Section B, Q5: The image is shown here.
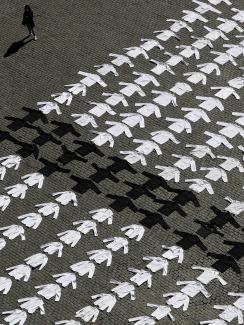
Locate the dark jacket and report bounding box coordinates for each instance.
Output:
[22,11,35,28]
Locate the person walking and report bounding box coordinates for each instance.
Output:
[22,5,37,40]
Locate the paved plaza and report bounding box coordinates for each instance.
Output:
[0,1,244,324]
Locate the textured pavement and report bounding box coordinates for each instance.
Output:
[0,1,244,324]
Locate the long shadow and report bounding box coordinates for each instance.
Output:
[3,36,33,58]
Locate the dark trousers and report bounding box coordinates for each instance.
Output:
[26,24,36,36]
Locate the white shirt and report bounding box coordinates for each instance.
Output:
[70,260,95,278]
[182,107,210,123]
[200,320,228,325]
[65,83,86,96]
[231,8,244,23]
[18,213,42,229]
[53,273,77,289]
[51,92,73,106]
[211,51,237,66]
[120,113,145,128]
[58,230,81,247]
[121,224,145,241]
[78,71,107,87]
[153,29,180,41]
[5,184,28,200]
[124,46,149,59]
[35,202,60,219]
[162,245,184,263]
[217,18,242,34]
[177,45,200,59]
[129,268,152,287]
[120,151,147,166]
[152,90,177,107]
[204,131,233,149]
[89,208,113,224]
[172,154,196,171]
[217,156,244,172]
[163,292,189,311]
[109,53,134,67]
[212,86,240,100]
[228,293,244,311]
[37,101,61,115]
[40,242,63,257]
[102,92,128,107]
[75,306,99,322]
[185,178,214,194]
[140,38,164,51]
[150,130,180,144]
[0,238,6,251]
[0,195,11,211]
[200,167,228,182]
[167,19,193,32]
[133,71,160,86]
[191,36,213,50]
[0,155,21,170]
[155,165,180,182]
[129,316,156,325]
[0,277,12,294]
[52,191,77,206]
[214,305,243,323]
[208,0,231,4]
[150,59,175,75]
[106,121,132,138]
[197,96,224,111]
[103,237,128,254]
[18,297,45,315]
[119,82,146,97]
[21,173,44,189]
[87,249,112,266]
[88,102,116,117]
[133,139,162,156]
[7,264,31,282]
[232,112,244,126]
[92,293,116,312]
[204,26,229,41]
[0,225,25,240]
[143,256,169,275]
[177,280,211,298]
[73,220,98,236]
[72,113,97,128]
[35,283,61,301]
[2,309,27,325]
[228,77,244,89]
[197,62,220,75]
[25,253,48,270]
[147,304,175,321]
[110,280,135,300]
[217,122,244,138]
[193,0,221,14]
[136,103,161,118]
[91,131,114,147]
[184,71,207,84]
[224,196,244,215]
[224,43,244,58]
[165,51,188,66]
[182,10,208,23]
[166,117,192,133]
[170,82,192,96]
[55,320,80,325]
[94,63,118,76]
[186,144,215,159]
[192,266,227,285]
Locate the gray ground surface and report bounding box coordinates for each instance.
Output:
[0,1,244,324]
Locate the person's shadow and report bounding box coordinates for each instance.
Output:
[3,36,33,58]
